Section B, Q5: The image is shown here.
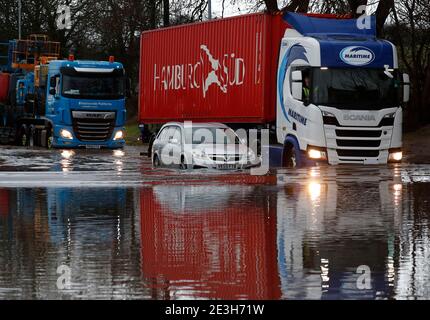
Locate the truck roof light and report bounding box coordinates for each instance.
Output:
[109,56,115,63]
[68,54,75,61]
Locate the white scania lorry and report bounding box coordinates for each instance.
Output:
[276,12,410,165]
[139,12,410,166]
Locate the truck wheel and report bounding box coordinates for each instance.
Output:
[17,127,28,147]
[283,144,301,168]
[26,126,35,147]
[46,128,53,149]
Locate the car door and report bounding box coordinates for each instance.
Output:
[153,126,170,161]
[169,126,183,166]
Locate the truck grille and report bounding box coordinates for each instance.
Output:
[325,123,393,162]
[337,149,380,158]
[336,139,381,148]
[72,111,116,142]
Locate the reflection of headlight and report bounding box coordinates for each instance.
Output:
[60,129,73,140]
[113,130,124,141]
[61,150,75,160]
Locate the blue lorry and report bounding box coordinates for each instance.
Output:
[0,35,126,149]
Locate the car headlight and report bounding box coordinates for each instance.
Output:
[113,130,125,141]
[60,129,73,140]
[192,150,206,158]
[247,150,256,161]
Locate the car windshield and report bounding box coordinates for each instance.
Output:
[185,127,240,145]
[311,68,402,110]
[62,74,125,100]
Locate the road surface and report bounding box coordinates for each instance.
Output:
[0,145,429,299]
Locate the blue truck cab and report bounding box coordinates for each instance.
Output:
[46,59,126,148]
[0,35,127,149]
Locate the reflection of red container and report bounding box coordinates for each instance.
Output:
[0,73,10,103]
[140,186,280,300]
[139,13,287,124]
[0,189,9,217]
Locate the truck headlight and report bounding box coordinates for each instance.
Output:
[389,149,403,162]
[308,147,328,161]
[113,130,125,141]
[60,129,73,140]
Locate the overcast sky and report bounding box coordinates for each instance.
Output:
[211,0,260,18]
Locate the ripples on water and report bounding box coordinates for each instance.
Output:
[0,147,429,300]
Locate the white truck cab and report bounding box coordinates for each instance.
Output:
[277,13,410,165]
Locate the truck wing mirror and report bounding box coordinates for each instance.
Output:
[292,82,303,101]
[291,70,302,82]
[291,70,304,101]
[50,77,57,88]
[49,88,56,96]
[403,73,410,104]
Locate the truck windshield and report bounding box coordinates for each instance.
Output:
[311,68,402,110]
[62,74,125,100]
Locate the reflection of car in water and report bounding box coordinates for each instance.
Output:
[140,185,281,300]
[276,169,402,299]
[151,122,258,170]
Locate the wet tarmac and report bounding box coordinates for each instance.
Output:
[0,146,429,299]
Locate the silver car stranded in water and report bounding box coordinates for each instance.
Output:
[151,122,259,170]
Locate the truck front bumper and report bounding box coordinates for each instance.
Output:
[52,125,125,149]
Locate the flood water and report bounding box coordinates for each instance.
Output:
[0,147,429,299]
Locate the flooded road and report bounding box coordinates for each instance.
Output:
[0,146,429,299]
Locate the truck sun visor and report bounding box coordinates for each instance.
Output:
[283,12,376,38]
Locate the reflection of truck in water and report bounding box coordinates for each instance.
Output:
[0,35,126,149]
[140,185,281,299]
[276,169,402,299]
[0,187,139,299]
[139,12,409,166]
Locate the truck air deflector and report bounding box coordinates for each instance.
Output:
[283,12,376,37]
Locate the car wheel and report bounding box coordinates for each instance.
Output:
[179,156,193,170]
[153,154,161,167]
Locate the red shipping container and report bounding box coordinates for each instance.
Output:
[139,13,287,124]
[0,73,10,104]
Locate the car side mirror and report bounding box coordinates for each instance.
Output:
[403,73,410,103]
